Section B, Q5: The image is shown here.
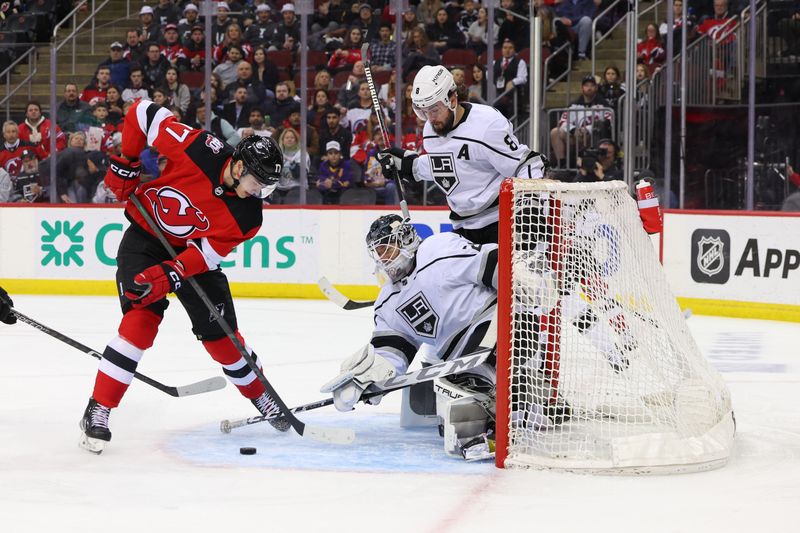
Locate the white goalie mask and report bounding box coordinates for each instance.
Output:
[411,65,458,121]
[366,214,421,283]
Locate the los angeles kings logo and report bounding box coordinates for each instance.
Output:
[144,187,210,238]
[397,292,440,338]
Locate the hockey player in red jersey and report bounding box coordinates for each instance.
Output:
[80,99,287,454]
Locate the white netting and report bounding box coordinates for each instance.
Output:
[502,179,734,474]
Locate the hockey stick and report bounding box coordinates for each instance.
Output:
[2,302,227,398]
[219,348,492,433]
[129,195,354,445]
[318,276,375,310]
[361,42,410,221]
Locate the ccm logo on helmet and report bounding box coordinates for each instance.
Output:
[110,163,138,178]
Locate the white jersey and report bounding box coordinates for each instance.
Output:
[412,102,546,230]
[370,232,498,374]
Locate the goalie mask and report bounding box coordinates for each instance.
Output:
[366,214,420,283]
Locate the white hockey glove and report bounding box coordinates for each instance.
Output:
[320,344,397,412]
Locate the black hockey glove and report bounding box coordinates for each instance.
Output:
[377,147,418,183]
[0,286,17,325]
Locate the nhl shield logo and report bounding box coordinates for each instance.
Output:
[697,236,724,276]
[397,292,439,339]
[691,229,730,284]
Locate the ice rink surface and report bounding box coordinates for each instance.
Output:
[0,295,798,533]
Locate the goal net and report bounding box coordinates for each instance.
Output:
[495,179,735,474]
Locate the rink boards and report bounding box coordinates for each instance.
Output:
[0,204,798,322]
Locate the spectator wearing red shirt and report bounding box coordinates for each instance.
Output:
[0,121,42,177]
[697,0,736,42]
[160,23,189,70]
[17,101,67,159]
[81,66,112,105]
[184,25,207,71]
[637,23,666,70]
[328,26,365,74]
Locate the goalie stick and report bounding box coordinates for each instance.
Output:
[3,302,226,398]
[219,348,492,433]
[318,277,375,310]
[130,196,354,445]
[361,42,410,221]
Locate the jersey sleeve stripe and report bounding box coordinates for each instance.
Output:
[135,100,173,146]
[479,248,499,289]
[189,238,225,271]
[373,289,402,316]
[371,332,418,367]
[415,253,479,275]
[451,135,521,161]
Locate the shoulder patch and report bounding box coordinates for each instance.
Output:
[184,131,235,188]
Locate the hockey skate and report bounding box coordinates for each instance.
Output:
[252,391,291,432]
[79,398,112,454]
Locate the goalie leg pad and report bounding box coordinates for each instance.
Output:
[434,371,496,458]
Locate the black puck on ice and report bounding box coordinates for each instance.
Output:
[239,447,257,455]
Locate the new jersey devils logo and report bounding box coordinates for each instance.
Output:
[2,156,22,177]
[144,187,210,238]
[205,134,224,154]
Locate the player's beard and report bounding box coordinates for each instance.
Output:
[431,110,456,135]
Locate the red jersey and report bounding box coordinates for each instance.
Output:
[698,15,737,43]
[637,38,665,66]
[160,43,188,65]
[18,118,67,158]
[0,140,41,177]
[121,100,263,267]
[212,42,253,64]
[81,83,109,105]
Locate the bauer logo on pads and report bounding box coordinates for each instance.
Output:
[691,229,730,284]
[428,154,459,195]
[397,292,440,338]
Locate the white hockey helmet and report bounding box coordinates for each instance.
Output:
[411,65,458,121]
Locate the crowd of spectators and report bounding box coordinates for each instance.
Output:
[1,0,539,205]
[1,0,794,207]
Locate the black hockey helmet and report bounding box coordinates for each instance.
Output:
[232,135,283,197]
[366,214,420,282]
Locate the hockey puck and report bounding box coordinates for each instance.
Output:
[239,447,257,455]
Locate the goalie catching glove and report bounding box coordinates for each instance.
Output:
[124,246,209,307]
[320,344,397,412]
[377,147,418,183]
[104,154,142,202]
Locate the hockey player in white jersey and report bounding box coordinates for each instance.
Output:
[378,65,547,245]
[321,215,564,460]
